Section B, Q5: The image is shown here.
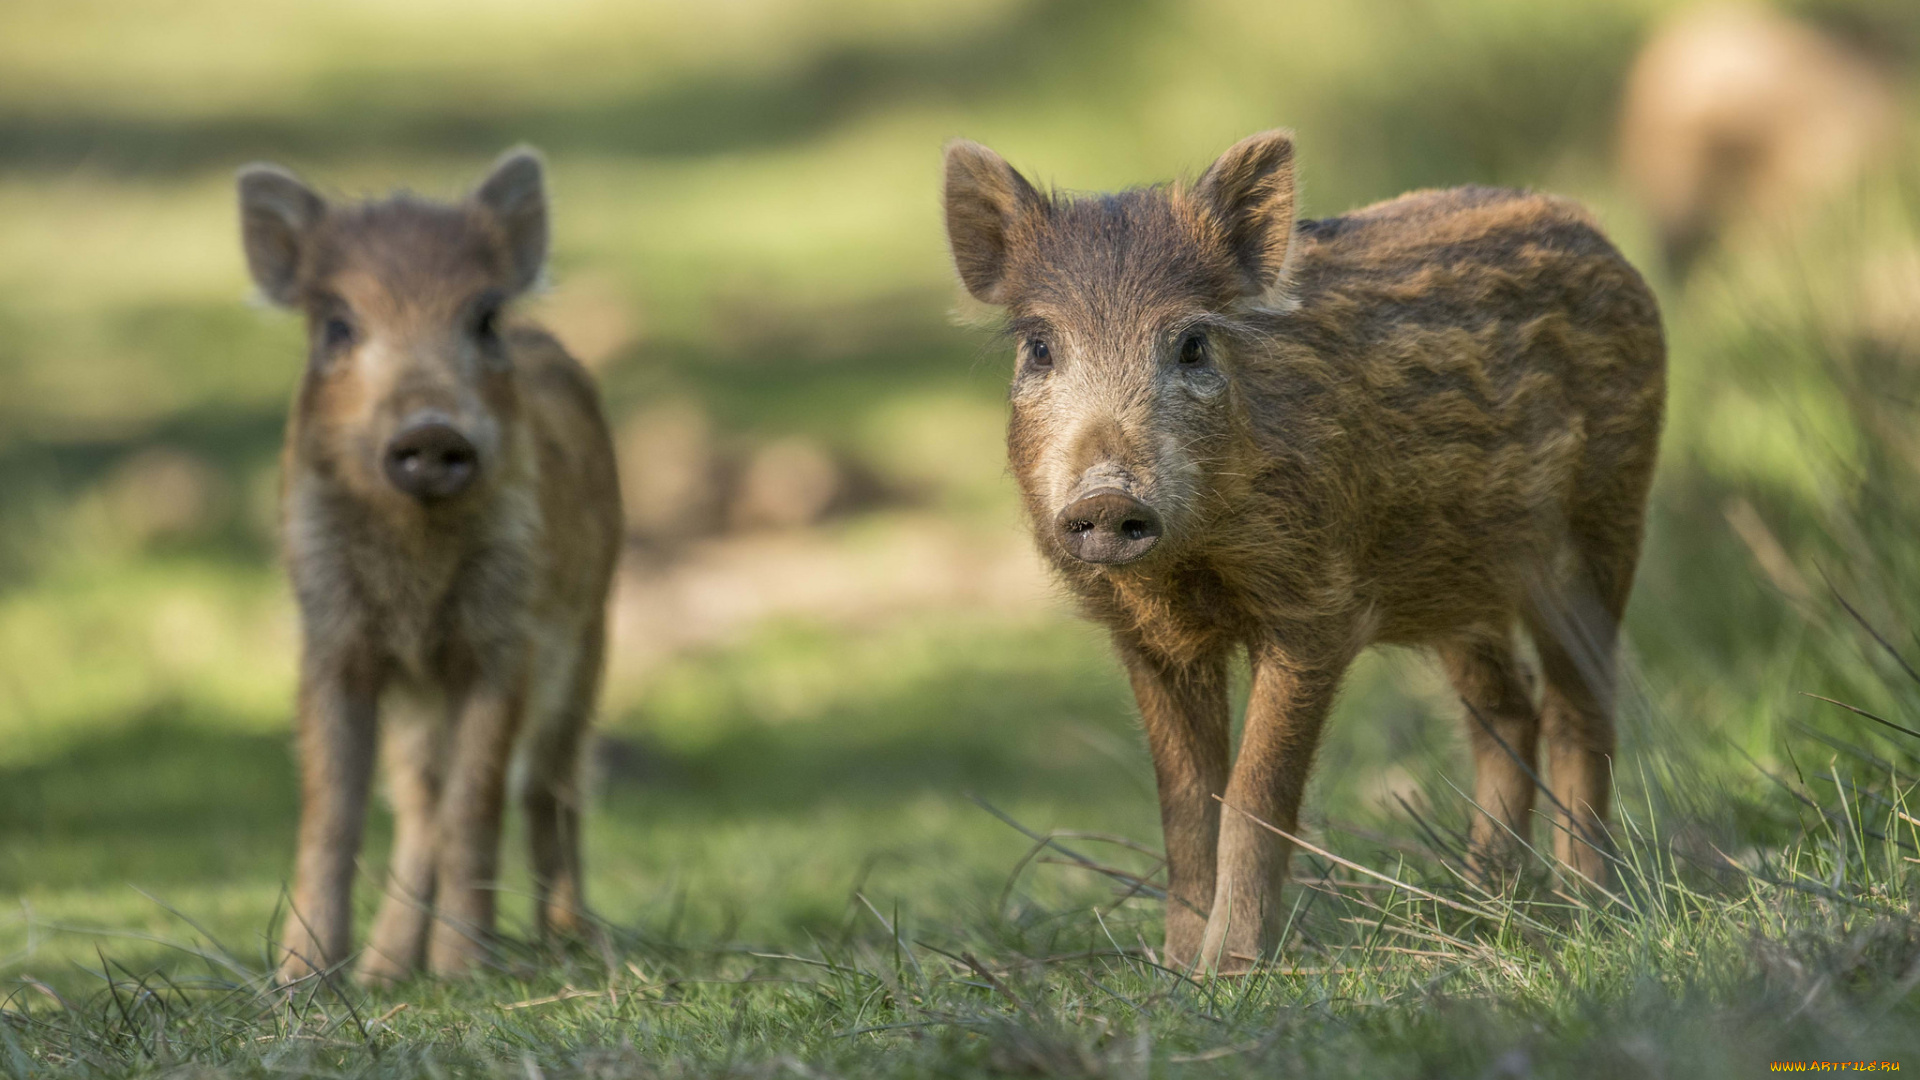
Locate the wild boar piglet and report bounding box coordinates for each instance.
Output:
[238,149,622,983]
[943,131,1665,972]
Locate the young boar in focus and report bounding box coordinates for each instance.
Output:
[238,149,621,983]
[943,132,1664,972]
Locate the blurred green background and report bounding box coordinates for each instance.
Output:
[3,0,1919,989]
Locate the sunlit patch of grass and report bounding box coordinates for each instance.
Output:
[0,559,293,764]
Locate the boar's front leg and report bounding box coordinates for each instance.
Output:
[427,674,527,976]
[359,711,446,985]
[1119,640,1230,970]
[277,651,380,985]
[1201,637,1349,973]
[522,614,606,941]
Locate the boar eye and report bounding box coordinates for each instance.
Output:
[321,316,354,350]
[470,292,507,343]
[1179,332,1208,365]
[1026,338,1053,369]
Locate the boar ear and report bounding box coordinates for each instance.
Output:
[943,139,1047,305]
[237,164,325,306]
[1194,130,1298,298]
[473,146,548,293]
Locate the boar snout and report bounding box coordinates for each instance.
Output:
[1055,489,1163,564]
[384,419,478,500]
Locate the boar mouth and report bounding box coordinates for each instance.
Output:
[1054,488,1164,565]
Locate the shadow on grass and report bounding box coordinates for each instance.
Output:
[1304,3,1642,199]
[0,638,1139,893]
[0,402,288,588]
[0,705,299,894]
[0,0,1156,176]
[602,660,1143,822]
[605,307,1007,435]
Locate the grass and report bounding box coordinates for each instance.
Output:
[5,0,1920,1073]
[6,705,1920,1077]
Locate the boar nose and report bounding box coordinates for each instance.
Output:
[383,421,478,500]
[1055,490,1163,565]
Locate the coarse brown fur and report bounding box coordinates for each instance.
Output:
[943,131,1665,972]
[237,149,622,984]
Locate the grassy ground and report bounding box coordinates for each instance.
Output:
[5,0,1920,1075]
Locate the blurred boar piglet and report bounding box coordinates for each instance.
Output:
[238,149,622,983]
[944,131,1665,972]
[1619,3,1901,275]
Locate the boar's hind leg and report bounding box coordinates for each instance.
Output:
[1201,641,1348,974]
[1525,545,1635,890]
[523,619,604,941]
[1119,641,1230,971]
[427,679,527,976]
[277,657,379,985]
[360,709,445,985]
[1439,632,1541,879]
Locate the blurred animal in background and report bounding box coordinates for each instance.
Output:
[614,401,884,548]
[944,131,1665,973]
[97,447,229,548]
[1618,2,1904,277]
[237,149,622,984]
